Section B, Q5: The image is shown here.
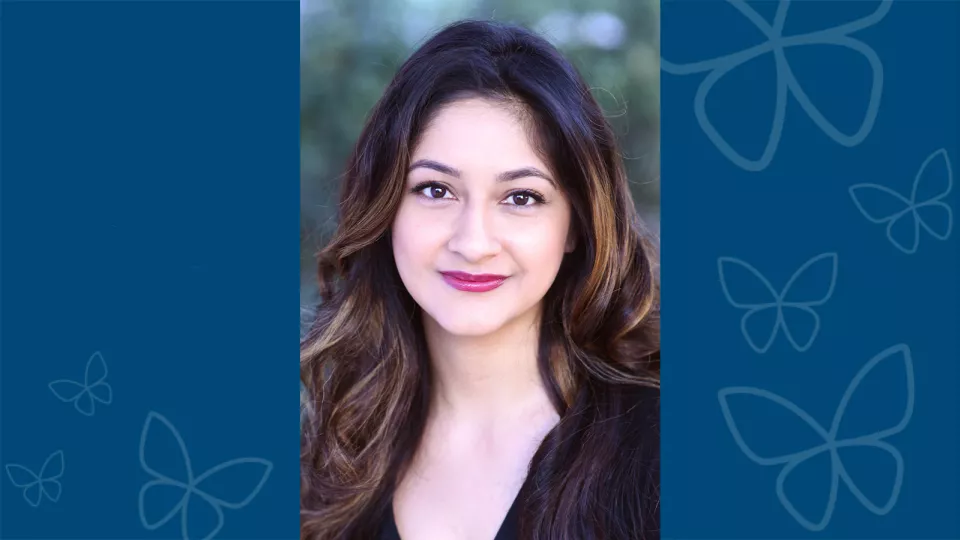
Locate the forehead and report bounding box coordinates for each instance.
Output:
[412,98,549,173]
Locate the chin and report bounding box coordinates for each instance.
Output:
[428,309,508,338]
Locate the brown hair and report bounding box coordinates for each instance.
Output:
[301,19,660,540]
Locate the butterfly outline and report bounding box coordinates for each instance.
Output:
[4,450,65,508]
[661,0,892,172]
[138,411,273,540]
[48,350,114,416]
[849,148,953,254]
[718,343,914,531]
[718,252,838,354]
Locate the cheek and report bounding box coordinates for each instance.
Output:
[391,209,416,267]
[391,205,445,268]
[505,216,570,264]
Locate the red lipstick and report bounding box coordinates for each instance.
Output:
[440,271,508,292]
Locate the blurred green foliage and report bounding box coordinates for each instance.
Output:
[300,0,660,304]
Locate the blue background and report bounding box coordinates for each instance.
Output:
[663,0,958,538]
[1,1,299,538]
[3,0,958,539]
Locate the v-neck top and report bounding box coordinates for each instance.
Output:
[373,383,659,540]
[377,489,522,540]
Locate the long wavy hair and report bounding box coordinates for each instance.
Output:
[301,19,660,540]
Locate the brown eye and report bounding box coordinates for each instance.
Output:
[512,193,531,206]
[426,186,448,199]
[412,182,454,200]
[504,190,545,208]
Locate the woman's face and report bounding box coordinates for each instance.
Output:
[391,97,575,337]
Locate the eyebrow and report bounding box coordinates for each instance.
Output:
[408,159,557,189]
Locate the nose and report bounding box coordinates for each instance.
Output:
[446,200,502,262]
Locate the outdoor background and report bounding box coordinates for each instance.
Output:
[299,0,660,329]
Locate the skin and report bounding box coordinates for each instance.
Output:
[389,97,574,539]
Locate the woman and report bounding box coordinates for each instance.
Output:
[301,19,660,540]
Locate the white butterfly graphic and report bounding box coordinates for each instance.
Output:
[48,350,114,416]
[661,0,892,171]
[138,411,273,540]
[718,252,838,354]
[4,450,65,508]
[719,343,914,531]
[849,148,953,254]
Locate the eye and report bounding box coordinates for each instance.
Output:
[412,182,455,201]
[504,190,546,208]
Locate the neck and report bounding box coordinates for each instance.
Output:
[422,305,554,429]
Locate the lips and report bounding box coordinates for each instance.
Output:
[440,271,508,293]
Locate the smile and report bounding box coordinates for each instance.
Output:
[439,271,508,293]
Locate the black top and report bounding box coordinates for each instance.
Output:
[375,383,659,540]
[378,490,522,540]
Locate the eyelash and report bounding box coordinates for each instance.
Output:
[410,181,547,208]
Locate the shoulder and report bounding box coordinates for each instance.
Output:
[607,383,660,538]
[523,382,660,539]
